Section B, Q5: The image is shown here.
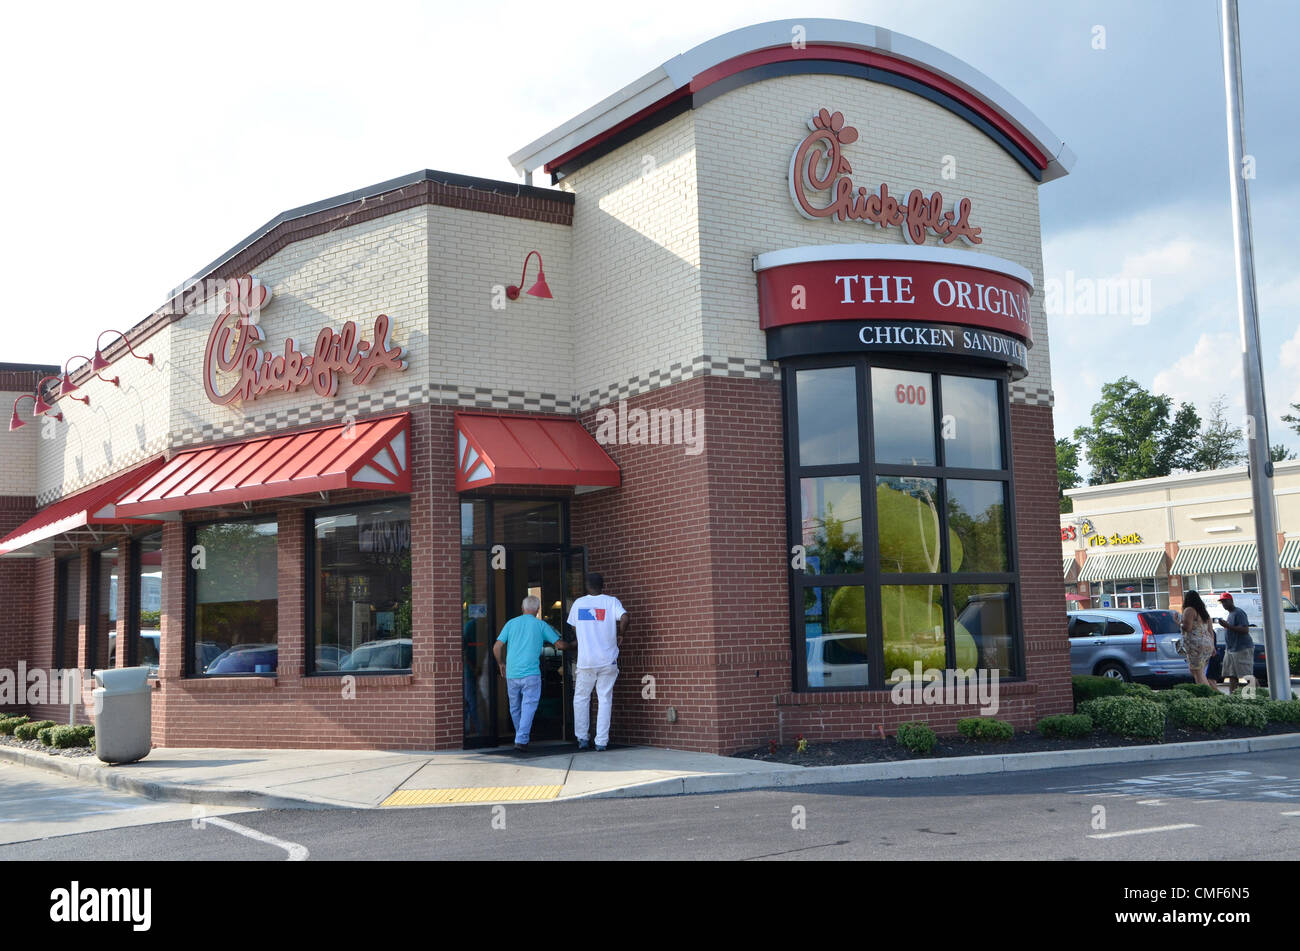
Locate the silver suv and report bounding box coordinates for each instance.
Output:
[1067,609,1190,683]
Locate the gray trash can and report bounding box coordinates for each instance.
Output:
[92,667,152,764]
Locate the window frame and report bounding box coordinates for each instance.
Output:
[784,353,1024,692]
[185,513,280,678]
[87,543,122,672]
[129,529,164,674]
[54,556,80,671]
[305,496,414,677]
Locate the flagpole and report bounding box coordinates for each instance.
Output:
[1219,0,1290,698]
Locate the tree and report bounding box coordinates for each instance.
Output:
[1283,403,1300,436]
[1074,377,1198,484]
[1194,396,1246,471]
[1273,444,1298,462]
[1056,437,1081,513]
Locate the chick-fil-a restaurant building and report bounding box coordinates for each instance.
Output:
[0,19,1076,753]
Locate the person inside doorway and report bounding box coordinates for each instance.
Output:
[567,572,629,751]
[493,595,570,751]
[1215,592,1254,692]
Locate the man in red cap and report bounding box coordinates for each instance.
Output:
[1214,593,1253,692]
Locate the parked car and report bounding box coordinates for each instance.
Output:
[205,644,278,675]
[339,638,412,671]
[1067,609,1190,682]
[806,633,869,688]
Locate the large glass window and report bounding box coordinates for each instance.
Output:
[310,499,412,673]
[132,532,163,672]
[55,558,81,671]
[787,361,1021,690]
[1182,572,1257,597]
[1093,576,1168,610]
[89,546,120,670]
[190,519,278,676]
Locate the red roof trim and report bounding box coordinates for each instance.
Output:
[455,411,620,491]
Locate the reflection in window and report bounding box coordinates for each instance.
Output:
[192,520,278,675]
[92,547,120,670]
[493,500,562,545]
[954,584,1014,676]
[135,532,163,671]
[313,500,412,673]
[872,368,935,465]
[801,476,863,574]
[56,558,81,671]
[804,586,869,688]
[876,477,946,574]
[796,367,858,466]
[882,584,945,681]
[946,480,1008,573]
[941,376,1002,469]
[461,500,485,546]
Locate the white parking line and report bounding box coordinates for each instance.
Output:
[1280,811,1300,817]
[201,816,309,860]
[1088,823,1199,840]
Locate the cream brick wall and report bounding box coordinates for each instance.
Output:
[0,389,41,497]
[558,110,704,401]
[693,75,1051,396]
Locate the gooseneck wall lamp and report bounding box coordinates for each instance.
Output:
[93,329,154,371]
[60,355,120,398]
[9,395,35,431]
[506,250,553,301]
[36,375,86,413]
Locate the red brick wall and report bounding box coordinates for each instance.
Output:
[0,496,38,718]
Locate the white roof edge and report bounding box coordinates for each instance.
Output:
[508,19,1072,179]
[752,243,1034,290]
[1065,458,1300,498]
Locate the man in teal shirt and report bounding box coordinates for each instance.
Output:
[493,595,570,750]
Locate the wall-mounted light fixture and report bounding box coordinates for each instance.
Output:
[8,395,35,431]
[36,375,86,412]
[60,355,120,398]
[93,330,154,371]
[506,250,553,301]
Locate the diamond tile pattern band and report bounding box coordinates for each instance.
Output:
[36,356,1053,504]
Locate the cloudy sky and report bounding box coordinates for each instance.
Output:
[2,0,1296,457]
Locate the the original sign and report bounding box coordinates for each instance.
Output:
[790,109,982,246]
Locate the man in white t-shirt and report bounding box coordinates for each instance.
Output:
[566,572,629,751]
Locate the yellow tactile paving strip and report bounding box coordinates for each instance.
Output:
[381,785,564,806]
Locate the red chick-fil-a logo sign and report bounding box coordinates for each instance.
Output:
[202,275,408,406]
[789,108,982,246]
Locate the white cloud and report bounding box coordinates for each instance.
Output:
[1152,332,1243,424]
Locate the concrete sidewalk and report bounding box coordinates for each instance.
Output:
[3,733,1300,809]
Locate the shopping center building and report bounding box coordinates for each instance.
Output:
[1062,460,1300,613]
[0,19,1077,752]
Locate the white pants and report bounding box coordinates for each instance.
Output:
[573,664,618,747]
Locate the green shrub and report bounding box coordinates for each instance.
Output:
[957,717,1014,741]
[1223,702,1268,729]
[1167,697,1227,732]
[36,726,56,746]
[1078,696,1166,739]
[1225,690,1269,705]
[1073,675,1125,707]
[1265,699,1300,724]
[1172,682,1221,699]
[896,721,938,754]
[48,725,94,749]
[13,720,55,741]
[1037,713,1094,738]
[0,715,30,736]
[1288,633,1300,675]
[1122,683,1157,700]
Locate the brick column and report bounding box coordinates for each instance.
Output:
[277,509,306,682]
[114,537,132,667]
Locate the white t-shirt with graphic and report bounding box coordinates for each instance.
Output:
[567,594,627,669]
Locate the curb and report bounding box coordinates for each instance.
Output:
[0,745,339,811]
[571,732,1300,800]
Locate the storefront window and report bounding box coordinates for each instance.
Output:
[55,558,80,671]
[1094,577,1169,610]
[190,519,278,676]
[787,360,1021,690]
[89,546,120,670]
[1183,571,1257,596]
[133,532,163,672]
[492,500,562,545]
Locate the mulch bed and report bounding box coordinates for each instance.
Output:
[0,732,95,758]
[732,721,1300,767]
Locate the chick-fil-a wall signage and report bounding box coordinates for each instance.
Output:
[202,276,408,406]
[790,108,982,246]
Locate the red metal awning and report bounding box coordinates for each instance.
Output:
[115,413,411,517]
[0,459,168,558]
[455,411,620,492]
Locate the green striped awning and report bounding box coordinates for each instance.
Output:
[1063,556,1078,581]
[1280,538,1300,570]
[1078,548,1167,582]
[1169,541,1258,576]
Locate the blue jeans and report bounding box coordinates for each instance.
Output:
[506,675,543,745]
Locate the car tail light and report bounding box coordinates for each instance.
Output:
[1138,614,1157,652]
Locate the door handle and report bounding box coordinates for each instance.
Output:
[1093,639,1105,645]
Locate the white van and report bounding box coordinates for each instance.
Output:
[1205,591,1300,640]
